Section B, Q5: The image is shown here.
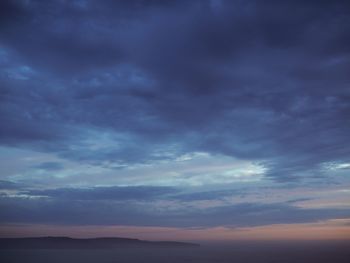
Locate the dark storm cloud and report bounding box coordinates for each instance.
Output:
[0,0,350,181]
[1,195,349,227]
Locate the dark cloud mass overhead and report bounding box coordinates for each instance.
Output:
[0,0,349,232]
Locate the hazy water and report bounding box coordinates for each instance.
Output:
[1,241,349,263]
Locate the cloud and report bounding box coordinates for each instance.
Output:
[1,194,350,227]
[0,180,20,190]
[169,189,239,201]
[32,162,64,171]
[21,186,178,201]
[0,0,349,185]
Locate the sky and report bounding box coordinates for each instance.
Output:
[0,0,350,242]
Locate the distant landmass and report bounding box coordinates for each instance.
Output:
[0,237,200,249]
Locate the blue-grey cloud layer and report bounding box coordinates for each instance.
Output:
[0,0,350,227]
[1,193,349,227]
[1,0,350,180]
[1,184,350,227]
[22,186,178,201]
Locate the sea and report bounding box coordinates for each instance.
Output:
[1,241,349,263]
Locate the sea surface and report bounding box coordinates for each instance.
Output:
[1,241,349,263]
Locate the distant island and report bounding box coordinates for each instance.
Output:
[0,237,200,249]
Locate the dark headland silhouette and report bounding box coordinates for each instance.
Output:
[0,236,200,249]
